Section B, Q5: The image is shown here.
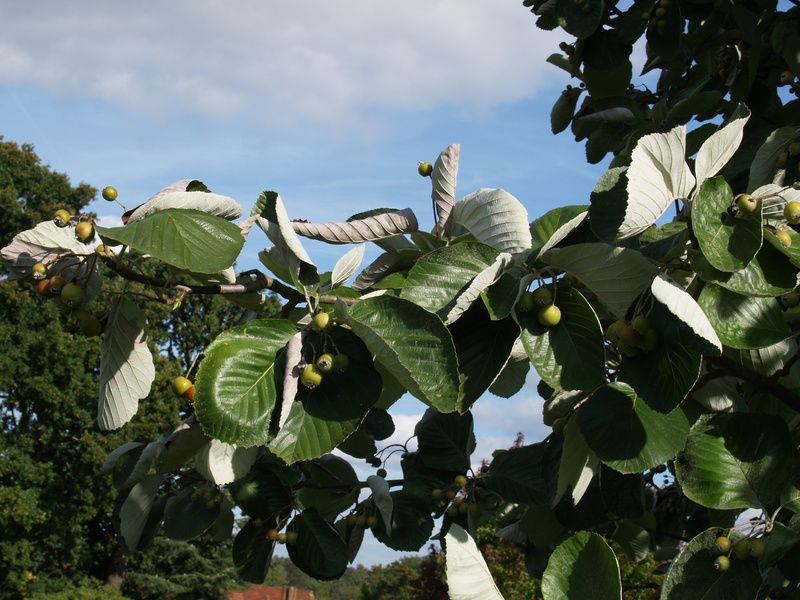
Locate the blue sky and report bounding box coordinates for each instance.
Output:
[1,1,614,566]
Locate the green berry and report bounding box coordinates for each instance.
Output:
[418,162,433,177]
[346,514,358,526]
[784,201,800,224]
[737,194,758,214]
[749,538,765,558]
[531,287,553,308]
[776,229,793,248]
[277,533,288,544]
[714,555,730,571]
[605,319,626,340]
[102,186,118,201]
[333,353,350,373]
[454,475,468,488]
[31,263,48,279]
[538,305,561,328]
[172,376,193,397]
[316,353,335,372]
[714,536,732,554]
[60,283,86,308]
[376,468,387,478]
[446,506,459,518]
[516,291,535,313]
[789,142,800,157]
[54,209,73,227]
[75,221,95,243]
[734,539,750,560]
[311,311,333,333]
[300,364,324,388]
[776,150,789,168]
[431,488,444,501]
[285,531,298,544]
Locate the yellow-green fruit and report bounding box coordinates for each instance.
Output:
[300,364,324,388]
[75,221,95,242]
[790,142,800,156]
[734,539,750,560]
[316,353,335,372]
[777,230,793,248]
[277,533,288,544]
[516,291,535,313]
[446,506,459,518]
[96,244,115,257]
[311,311,333,333]
[458,503,469,514]
[102,186,118,201]
[454,475,468,488]
[618,323,640,347]
[48,275,67,295]
[432,488,444,501]
[776,151,789,168]
[54,209,72,227]
[346,514,358,526]
[538,305,562,328]
[356,515,368,527]
[641,11,650,20]
[749,538,765,558]
[784,201,800,224]
[714,555,730,571]
[80,315,103,337]
[532,287,553,308]
[655,6,666,16]
[737,194,758,214]
[631,315,652,334]
[418,162,433,177]
[172,376,193,397]
[285,531,298,544]
[32,262,48,279]
[60,283,86,308]
[714,536,732,554]
[333,353,350,373]
[366,516,379,528]
[605,319,626,340]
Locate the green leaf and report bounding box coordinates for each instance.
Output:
[529,205,589,257]
[285,508,348,580]
[551,90,581,135]
[480,272,520,321]
[588,167,628,243]
[195,319,298,446]
[415,409,475,474]
[612,520,650,563]
[337,296,460,412]
[553,0,605,39]
[692,177,762,272]
[555,416,599,506]
[542,531,621,600]
[519,287,605,391]
[98,298,155,431]
[295,455,359,521]
[367,475,393,530]
[764,226,800,269]
[193,440,258,485]
[689,245,797,298]
[162,487,219,541]
[488,340,530,398]
[119,474,165,553]
[232,519,275,583]
[444,524,504,600]
[229,461,293,519]
[400,242,499,317]
[269,327,382,463]
[542,243,659,318]
[96,209,244,274]
[695,106,750,189]
[675,414,793,510]
[577,382,689,474]
[619,336,702,413]
[660,529,761,600]
[450,305,520,409]
[483,443,552,504]
[331,245,365,288]
[450,188,532,257]
[373,491,434,551]
[697,285,790,350]
[748,126,800,190]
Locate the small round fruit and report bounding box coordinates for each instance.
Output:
[300,364,324,388]
[631,315,652,334]
[618,323,639,347]
[277,533,288,544]
[96,244,115,257]
[714,536,732,554]
[641,11,650,20]
[266,528,279,541]
[366,516,379,528]
[253,518,264,528]
[172,376,193,397]
[37,278,54,298]
[714,555,730,571]
[368,455,382,467]
[790,142,800,157]
[356,515,368,527]
[346,514,358,526]
[75,221,95,243]
[552,417,567,435]
[776,151,789,168]
[184,386,195,403]
[446,506,459,518]
[316,353,335,373]
[445,489,456,501]
[516,291,535,313]
[31,262,48,280]
[454,475,468,488]
[54,209,72,227]
[376,468,387,478]
[285,531,298,544]
[776,229,793,248]
[538,305,561,328]
[780,70,795,86]
[333,353,350,373]
[458,503,469,514]
[605,319,626,340]
[80,315,103,337]
[737,194,758,214]
[432,488,444,501]
[102,186,118,201]
[48,275,67,295]
[784,201,800,224]
[60,283,86,308]
[532,287,553,308]
[311,311,333,333]
[749,538,765,558]
[734,539,750,560]
[418,162,433,177]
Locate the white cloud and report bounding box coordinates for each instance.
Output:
[0,1,565,130]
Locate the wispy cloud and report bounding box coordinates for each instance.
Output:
[0,1,564,131]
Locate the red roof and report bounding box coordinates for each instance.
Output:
[228,585,316,600]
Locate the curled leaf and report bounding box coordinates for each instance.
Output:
[291,208,419,244]
[431,144,460,235]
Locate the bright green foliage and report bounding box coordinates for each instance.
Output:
[3,2,800,598]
